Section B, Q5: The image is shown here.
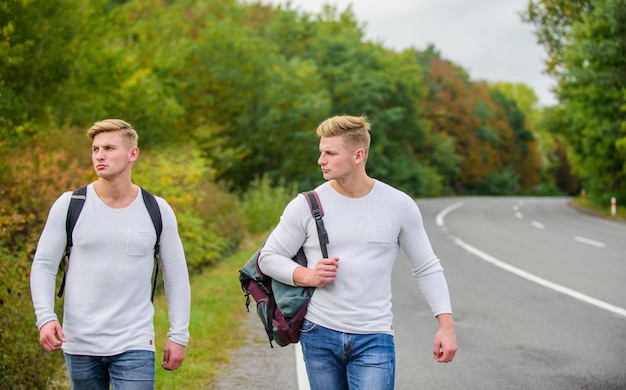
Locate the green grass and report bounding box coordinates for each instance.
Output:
[153,234,262,390]
[571,196,626,221]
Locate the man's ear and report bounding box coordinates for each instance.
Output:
[129,146,139,162]
[354,147,366,163]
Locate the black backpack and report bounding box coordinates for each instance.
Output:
[57,185,163,301]
[239,190,329,347]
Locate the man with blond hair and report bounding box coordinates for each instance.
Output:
[31,119,190,389]
[259,115,456,390]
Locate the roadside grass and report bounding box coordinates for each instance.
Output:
[571,196,626,221]
[153,233,263,390]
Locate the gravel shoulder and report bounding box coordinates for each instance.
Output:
[211,311,299,389]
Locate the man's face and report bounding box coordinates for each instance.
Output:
[91,131,137,179]
[317,136,357,181]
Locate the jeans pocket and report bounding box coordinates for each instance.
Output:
[300,319,317,334]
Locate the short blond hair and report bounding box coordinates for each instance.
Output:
[86,119,138,147]
[316,115,371,153]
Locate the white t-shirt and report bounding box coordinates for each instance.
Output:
[259,180,451,335]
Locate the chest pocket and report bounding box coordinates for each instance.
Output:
[127,229,154,256]
[367,218,392,244]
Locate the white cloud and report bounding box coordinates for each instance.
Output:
[261,0,557,106]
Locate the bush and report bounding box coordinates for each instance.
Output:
[0,129,91,390]
[241,175,298,234]
[0,240,66,389]
[473,167,521,195]
[133,147,244,272]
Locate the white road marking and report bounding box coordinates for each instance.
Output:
[436,201,464,227]
[574,236,606,248]
[437,203,626,318]
[531,221,545,229]
[295,342,310,390]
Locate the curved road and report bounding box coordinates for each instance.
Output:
[214,196,626,389]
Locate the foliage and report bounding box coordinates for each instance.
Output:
[0,246,66,390]
[537,107,581,195]
[0,129,93,252]
[133,147,243,273]
[572,194,626,220]
[521,0,594,75]
[240,175,298,234]
[420,50,542,194]
[2,0,557,197]
[0,0,82,143]
[51,0,187,147]
[523,0,626,207]
[0,128,90,390]
[559,0,626,206]
[474,168,521,195]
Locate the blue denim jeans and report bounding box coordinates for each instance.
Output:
[300,319,395,390]
[64,350,155,390]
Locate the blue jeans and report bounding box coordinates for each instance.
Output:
[64,350,155,390]
[300,319,395,390]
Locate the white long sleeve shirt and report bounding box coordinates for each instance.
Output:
[258,180,451,335]
[30,183,190,355]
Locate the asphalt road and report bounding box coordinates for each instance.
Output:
[213,196,626,389]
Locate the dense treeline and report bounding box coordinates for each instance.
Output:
[523,0,626,206]
[1,0,550,196]
[4,0,620,387]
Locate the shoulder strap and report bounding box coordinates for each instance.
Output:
[302,190,329,258]
[140,187,163,302]
[57,186,88,298]
[58,186,163,302]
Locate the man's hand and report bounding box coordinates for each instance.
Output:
[162,340,186,371]
[433,313,457,363]
[39,320,65,351]
[293,257,339,287]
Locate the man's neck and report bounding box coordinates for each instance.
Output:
[330,175,375,198]
[93,179,138,208]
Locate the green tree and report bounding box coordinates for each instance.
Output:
[524,0,626,204]
[521,0,594,75]
[559,0,626,204]
[53,0,187,146]
[177,12,328,191]
[0,0,83,142]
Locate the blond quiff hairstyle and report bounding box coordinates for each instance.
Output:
[316,115,371,154]
[86,119,138,147]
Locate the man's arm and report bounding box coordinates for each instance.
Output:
[259,194,318,285]
[31,193,71,332]
[156,199,191,350]
[397,197,457,362]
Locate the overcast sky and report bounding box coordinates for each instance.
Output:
[261,0,557,107]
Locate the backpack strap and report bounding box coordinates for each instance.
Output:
[302,190,329,258]
[57,186,87,298]
[58,186,163,302]
[140,187,163,302]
